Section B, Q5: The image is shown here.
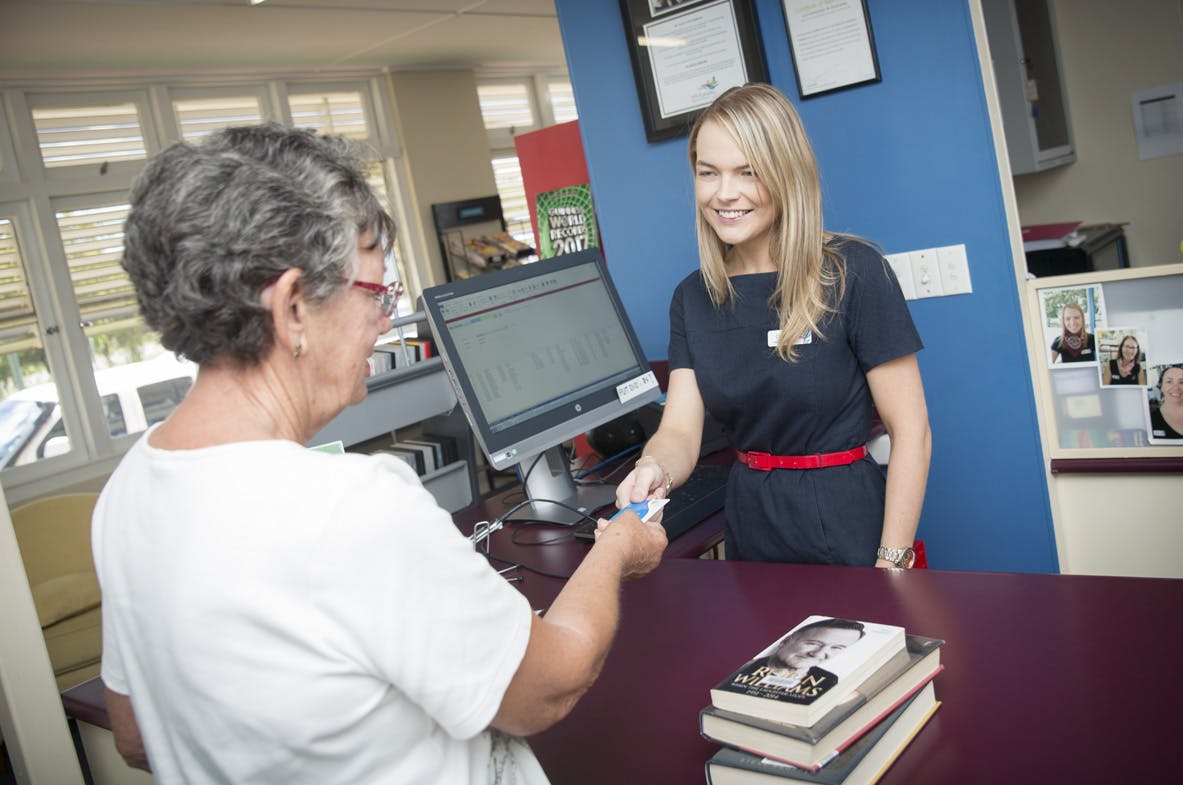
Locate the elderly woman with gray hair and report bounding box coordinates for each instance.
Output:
[92,124,666,785]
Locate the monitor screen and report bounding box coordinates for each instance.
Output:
[422,249,660,523]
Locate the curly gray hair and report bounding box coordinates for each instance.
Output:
[122,123,396,366]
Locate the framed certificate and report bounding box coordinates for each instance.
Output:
[619,0,768,142]
[782,0,881,98]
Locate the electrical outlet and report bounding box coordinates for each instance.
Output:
[884,253,917,300]
[935,244,972,295]
[909,249,944,298]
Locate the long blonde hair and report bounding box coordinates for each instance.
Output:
[688,83,846,361]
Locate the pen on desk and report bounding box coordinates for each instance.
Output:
[505,575,524,583]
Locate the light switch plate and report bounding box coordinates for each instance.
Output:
[884,253,917,300]
[935,244,972,295]
[910,249,944,298]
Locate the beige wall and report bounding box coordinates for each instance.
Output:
[387,70,499,287]
[1011,0,1183,267]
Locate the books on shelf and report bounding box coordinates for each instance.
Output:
[710,616,907,728]
[700,635,943,771]
[375,433,460,477]
[370,337,434,374]
[704,683,939,785]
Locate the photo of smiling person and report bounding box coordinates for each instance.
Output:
[1147,363,1183,444]
[1098,328,1148,387]
[753,618,866,689]
[1038,285,1105,368]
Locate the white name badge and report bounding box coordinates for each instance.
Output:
[767,330,812,347]
[616,370,658,404]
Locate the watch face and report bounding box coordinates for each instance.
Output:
[899,548,916,569]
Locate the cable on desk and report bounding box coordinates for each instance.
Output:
[487,553,576,582]
[510,524,580,547]
[498,497,600,528]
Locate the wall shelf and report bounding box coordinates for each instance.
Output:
[311,313,478,511]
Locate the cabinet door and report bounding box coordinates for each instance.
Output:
[983,0,1075,174]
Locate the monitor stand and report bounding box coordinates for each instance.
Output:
[514,446,618,526]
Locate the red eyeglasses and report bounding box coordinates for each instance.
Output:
[351,280,404,318]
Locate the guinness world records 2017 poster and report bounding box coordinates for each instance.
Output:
[536,184,599,259]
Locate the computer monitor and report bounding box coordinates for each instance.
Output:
[421,249,661,525]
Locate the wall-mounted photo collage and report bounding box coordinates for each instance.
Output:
[1037,278,1183,447]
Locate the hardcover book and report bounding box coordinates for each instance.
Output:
[705,683,939,785]
[701,635,943,771]
[710,616,906,727]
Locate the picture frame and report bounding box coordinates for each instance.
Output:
[619,0,768,143]
[782,0,881,98]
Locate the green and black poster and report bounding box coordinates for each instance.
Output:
[536,184,599,259]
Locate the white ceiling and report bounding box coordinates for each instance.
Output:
[0,0,569,82]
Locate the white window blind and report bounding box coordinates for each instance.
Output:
[289,91,370,139]
[173,96,264,142]
[0,218,40,355]
[54,203,143,347]
[31,103,146,168]
[491,155,534,246]
[478,83,535,131]
[548,81,578,123]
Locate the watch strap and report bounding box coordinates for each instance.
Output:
[877,546,914,566]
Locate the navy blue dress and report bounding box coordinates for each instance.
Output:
[668,241,922,565]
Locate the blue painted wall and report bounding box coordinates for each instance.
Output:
[554,0,1059,573]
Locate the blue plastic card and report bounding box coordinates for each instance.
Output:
[610,498,669,523]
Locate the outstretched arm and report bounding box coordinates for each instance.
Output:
[615,368,707,507]
[491,511,667,736]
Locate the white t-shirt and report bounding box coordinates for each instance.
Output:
[93,430,547,785]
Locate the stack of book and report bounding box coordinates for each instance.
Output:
[701,615,944,785]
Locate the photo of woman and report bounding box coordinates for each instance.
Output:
[1098,328,1148,386]
[1038,285,1105,368]
[1050,302,1097,364]
[1147,363,1183,444]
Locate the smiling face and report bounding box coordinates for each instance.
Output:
[1119,336,1139,362]
[1062,305,1084,335]
[694,120,777,271]
[1161,367,1183,406]
[769,626,863,671]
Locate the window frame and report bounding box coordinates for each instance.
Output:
[23,88,159,185]
[0,75,425,505]
[165,84,277,143]
[477,73,576,252]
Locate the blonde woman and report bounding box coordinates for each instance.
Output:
[1049,302,1096,363]
[614,84,931,568]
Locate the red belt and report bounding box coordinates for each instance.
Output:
[736,445,868,471]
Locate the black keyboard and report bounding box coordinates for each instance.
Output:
[572,464,730,542]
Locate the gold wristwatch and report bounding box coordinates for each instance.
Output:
[876,546,916,569]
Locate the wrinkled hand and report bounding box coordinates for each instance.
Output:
[594,510,667,579]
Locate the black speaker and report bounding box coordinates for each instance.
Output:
[587,416,646,457]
